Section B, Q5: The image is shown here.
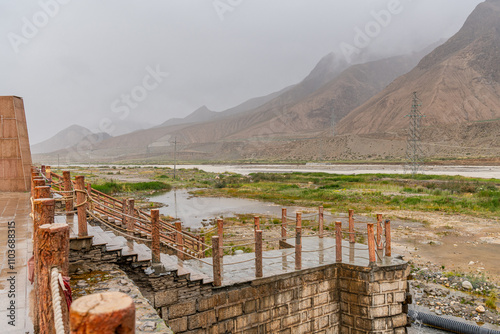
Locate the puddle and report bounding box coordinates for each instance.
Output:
[148,188,300,229]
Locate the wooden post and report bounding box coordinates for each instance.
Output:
[281,208,287,241]
[34,186,51,199]
[319,206,324,238]
[151,209,160,263]
[212,236,222,286]
[70,292,135,334]
[121,199,128,227]
[33,178,45,189]
[348,209,355,243]
[217,218,223,257]
[33,199,55,238]
[41,165,46,176]
[254,216,260,231]
[63,171,74,219]
[376,214,383,250]
[75,176,88,237]
[175,222,184,260]
[45,165,51,184]
[127,198,135,232]
[255,230,263,278]
[336,221,342,263]
[295,212,302,270]
[385,220,392,257]
[367,223,376,263]
[201,235,206,258]
[86,183,92,197]
[36,223,70,333]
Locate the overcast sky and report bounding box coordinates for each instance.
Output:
[1,0,483,144]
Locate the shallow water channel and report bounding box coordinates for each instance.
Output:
[148,188,301,229]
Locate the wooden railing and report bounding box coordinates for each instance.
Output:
[40,166,207,259]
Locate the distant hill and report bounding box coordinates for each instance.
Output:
[336,0,500,135]
[31,124,110,154]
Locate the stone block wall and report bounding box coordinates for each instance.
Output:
[70,240,411,333]
[143,266,341,333]
[125,262,410,334]
[339,264,411,334]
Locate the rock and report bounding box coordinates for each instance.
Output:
[76,280,88,287]
[138,321,157,332]
[476,305,486,313]
[462,281,473,290]
[119,287,131,293]
[468,261,475,265]
[119,279,128,286]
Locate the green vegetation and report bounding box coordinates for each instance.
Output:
[486,291,498,310]
[194,172,500,218]
[93,180,171,194]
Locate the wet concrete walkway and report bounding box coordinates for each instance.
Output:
[0,192,34,333]
[183,236,405,287]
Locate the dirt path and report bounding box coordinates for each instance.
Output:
[384,210,500,283]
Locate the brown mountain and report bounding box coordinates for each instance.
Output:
[336,0,500,135]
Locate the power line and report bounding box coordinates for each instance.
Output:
[405,92,425,176]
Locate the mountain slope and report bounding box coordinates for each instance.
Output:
[336,0,500,135]
[31,125,93,154]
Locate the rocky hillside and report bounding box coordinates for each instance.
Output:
[336,0,500,135]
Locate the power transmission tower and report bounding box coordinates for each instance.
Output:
[405,92,425,176]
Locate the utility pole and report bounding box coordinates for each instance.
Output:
[173,137,177,180]
[405,92,425,176]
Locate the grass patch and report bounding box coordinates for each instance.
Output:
[93,180,171,194]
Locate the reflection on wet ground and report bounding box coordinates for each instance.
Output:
[0,192,33,333]
[150,188,301,229]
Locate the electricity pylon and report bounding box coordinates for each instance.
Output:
[405,92,425,176]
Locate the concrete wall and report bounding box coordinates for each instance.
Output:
[0,96,32,192]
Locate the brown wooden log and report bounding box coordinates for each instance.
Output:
[151,209,160,263]
[41,165,46,175]
[255,230,263,278]
[216,218,223,259]
[336,221,342,263]
[175,221,184,260]
[318,206,324,238]
[295,212,302,270]
[348,209,355,243]
[33,178,45,188]
[367,223,376,263]
[281,208,287,241]
[62,171,74,219]
[385,220,391,257]
[121,199,128,227]
[201,235,206,258]
[212,236,222,286]
[70,292,135,334]
[74,176,87,237]
[127,198,135,232]
[45,165,51,183]
[254,216,260,231]
[376,213,383,250]
[36,223,70,334]
[34,186,51,199]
